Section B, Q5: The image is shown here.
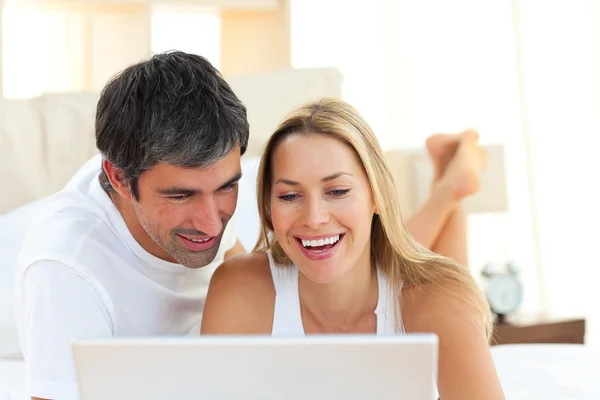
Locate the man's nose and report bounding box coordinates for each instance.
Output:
[191,195,223,237]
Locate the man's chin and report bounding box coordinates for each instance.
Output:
[170,236,223,269]
[174,252,219,269]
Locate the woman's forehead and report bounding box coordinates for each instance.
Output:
[270,134,366,183]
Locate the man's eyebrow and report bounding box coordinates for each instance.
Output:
[155,187,198,196]
[273,172,353,186]
[217,172,243,191]
[155,172,243,196]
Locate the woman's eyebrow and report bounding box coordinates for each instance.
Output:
[273,171,353,186]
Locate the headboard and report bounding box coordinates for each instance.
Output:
[0,66,505,217]
[0,68,345,213]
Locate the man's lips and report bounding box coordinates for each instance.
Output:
[177,234,217,251]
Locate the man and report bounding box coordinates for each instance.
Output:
[14,50,485,400]
[14,51,248,400]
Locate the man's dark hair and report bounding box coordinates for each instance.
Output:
[96,51,249,200]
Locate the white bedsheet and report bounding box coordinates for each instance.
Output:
[1,344,598,399]
[491,344,600,399]
[0,360,25,400]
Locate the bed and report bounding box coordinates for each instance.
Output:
[0,360,25,400]
[492,344,600,399]
[1,68,598,399]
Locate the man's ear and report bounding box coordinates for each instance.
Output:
[103,159,133,201]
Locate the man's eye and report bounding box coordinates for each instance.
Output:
[169,194,190,201]
[220,182,239,192]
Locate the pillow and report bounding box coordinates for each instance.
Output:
[0,197,48,359]
[237,156,262,251]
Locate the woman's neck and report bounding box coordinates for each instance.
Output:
[298,250,378,332]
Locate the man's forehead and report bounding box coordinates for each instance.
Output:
[144,161,241,191]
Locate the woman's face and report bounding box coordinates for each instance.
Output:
[270,133,376,283]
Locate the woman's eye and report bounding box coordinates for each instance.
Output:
[278,194,298,202]
[330,189,350,198]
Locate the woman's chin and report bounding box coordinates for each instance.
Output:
[285,245,349,284]
[297,262,345,285]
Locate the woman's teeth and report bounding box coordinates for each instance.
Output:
[301,235,340,248]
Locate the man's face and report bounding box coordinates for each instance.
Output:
[128,147,241,269]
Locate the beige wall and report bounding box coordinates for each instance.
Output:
[0,1,290,96]
[220,0,290,76]
[0,2,152,94]
[0,0,3,96]
[87,7,151,90]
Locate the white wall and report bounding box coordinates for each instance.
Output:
[517,0,600,346]
[290,0,541,313]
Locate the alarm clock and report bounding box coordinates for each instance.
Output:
[481,262,523,318]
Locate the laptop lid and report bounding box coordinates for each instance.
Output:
[73,334,438,400]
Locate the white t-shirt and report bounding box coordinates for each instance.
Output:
[13,155,237,400]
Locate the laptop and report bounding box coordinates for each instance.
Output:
[72,334,438,400]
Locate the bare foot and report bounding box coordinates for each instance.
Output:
[426,130,477,181]
[440,131,487,200]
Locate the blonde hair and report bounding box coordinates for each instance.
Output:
[253,98,493,339]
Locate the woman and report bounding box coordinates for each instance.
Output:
[201,98,505,399]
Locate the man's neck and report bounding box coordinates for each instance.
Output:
[108,192,175,263]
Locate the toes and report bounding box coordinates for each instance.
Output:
[480,148,488,167]
[461,129,479,142]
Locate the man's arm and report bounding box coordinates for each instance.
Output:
[16,261,113,400]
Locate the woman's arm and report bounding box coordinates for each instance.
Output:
[201,252,274,335]
[402,286,505,400]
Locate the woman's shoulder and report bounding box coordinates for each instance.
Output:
[400,282,489,337]
[211,251,274,293]
[217,250,271,271]
[201,251,275,334]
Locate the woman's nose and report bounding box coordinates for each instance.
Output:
[302,196,330,229]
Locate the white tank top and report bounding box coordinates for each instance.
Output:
[267,251,405,336]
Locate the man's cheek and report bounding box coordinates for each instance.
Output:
[225,191,239,214]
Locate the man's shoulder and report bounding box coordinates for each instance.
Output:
[18,192,120,272]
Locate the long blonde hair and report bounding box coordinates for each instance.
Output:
[254,98,492,339]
